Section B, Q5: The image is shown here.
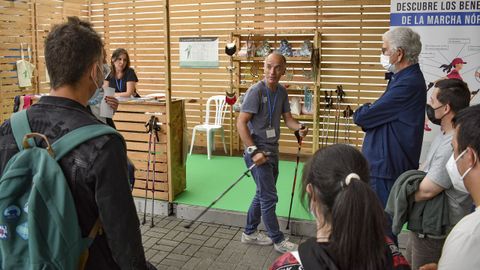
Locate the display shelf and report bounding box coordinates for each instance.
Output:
[230,30,321,154]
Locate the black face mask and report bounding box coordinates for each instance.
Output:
[426,104,445,126]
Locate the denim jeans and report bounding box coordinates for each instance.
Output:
[243,151,284,244]
[371,176,397,245]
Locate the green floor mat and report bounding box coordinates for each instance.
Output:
[174,154,313,221]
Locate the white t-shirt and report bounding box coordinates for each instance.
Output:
[438,207,480,269]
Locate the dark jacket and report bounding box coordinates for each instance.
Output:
[354,64,426,181]
[0,96,148,270]
[385,170,451,236]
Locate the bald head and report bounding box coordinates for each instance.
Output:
[264,51,286,90]
[265,51,287,66]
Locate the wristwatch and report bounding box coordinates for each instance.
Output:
[246,145,258,155]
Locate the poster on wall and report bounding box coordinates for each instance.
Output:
[390,0,480,161]
[179,37,219,68]
[391,0,480,104]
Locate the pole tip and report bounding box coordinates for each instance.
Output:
[184,224,191,229]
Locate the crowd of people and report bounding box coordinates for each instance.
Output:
[0,16,478,270]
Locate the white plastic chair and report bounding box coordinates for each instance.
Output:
[189,95,228,159]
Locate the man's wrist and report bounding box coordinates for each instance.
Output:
[298,123,305,130]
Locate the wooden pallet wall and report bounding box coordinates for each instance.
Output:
[89,0,391,156]
[0,0,88,122]
[2,0,392,156]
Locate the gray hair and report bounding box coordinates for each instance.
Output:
[383,27,422,64]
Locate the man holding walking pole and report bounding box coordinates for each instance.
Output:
[237,51,308,254]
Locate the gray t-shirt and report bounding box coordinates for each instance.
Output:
[423,131,473,225]
[241,80,290,151]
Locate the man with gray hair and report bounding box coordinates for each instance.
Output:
[353,27,426,241]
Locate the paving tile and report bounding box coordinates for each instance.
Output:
[171,242,190,254]
[172,231,190,242]
[202,226,217,236]
[181,257,202,270]
[214,238,230,249]
[159,258,185,268]
[163,230,180,240]
[156,239,180,247]
[140,213,409,270]
[183,237,205,246]
[183,244,201,256]
[151,251,169,263]
[195,258,214,270]
[166,253,191,262]
[203,236,220,247]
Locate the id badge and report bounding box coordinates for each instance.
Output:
[266,127,276,138]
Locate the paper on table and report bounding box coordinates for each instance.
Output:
[100,86,115,118]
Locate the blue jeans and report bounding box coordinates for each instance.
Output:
[243,151,284,244]
[371,176,397,245]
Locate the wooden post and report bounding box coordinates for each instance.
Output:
[164,0,173,202]
[312,31,321,152]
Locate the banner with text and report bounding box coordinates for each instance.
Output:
[391,0,480,102]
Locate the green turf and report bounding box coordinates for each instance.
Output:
[174,154,313,221]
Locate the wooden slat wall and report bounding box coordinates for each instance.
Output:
[0,1,34,122]
[89,0,390,156]
[0,0,88,122]
[1,0,391,155]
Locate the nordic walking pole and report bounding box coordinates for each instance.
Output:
[142,117,154,225]
[286,128,304,230]
[150,117,160,228]
[184,163,256,229]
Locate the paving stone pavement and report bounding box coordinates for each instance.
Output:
[140,214,307,270]
[140,214,408,270]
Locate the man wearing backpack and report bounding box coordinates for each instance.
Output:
[0,17,155,270]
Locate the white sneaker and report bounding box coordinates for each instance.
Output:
[274,238,298,253]
[241,231,273,246]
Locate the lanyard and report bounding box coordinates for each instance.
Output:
[115,79,123,92]
[264,87,278,127]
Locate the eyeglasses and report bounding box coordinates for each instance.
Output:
[381,47,390,55]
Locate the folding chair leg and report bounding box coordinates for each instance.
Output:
[189,127,196,155]
[221,128,227,154]
[207,129,211,160]
[211,130,216,152]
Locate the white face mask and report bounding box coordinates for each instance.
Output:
[445,149,477,194]
[380,53,396,73]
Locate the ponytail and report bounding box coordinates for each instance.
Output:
[301,144,388,270]
[330,175,386,270]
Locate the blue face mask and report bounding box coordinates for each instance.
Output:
[88,88,104,106]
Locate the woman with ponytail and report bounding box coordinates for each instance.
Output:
[269,144,410,270]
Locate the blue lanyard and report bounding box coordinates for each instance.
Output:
[115,79,123,92]
[264,87,278,127]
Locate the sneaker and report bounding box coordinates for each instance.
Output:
[241,231,273,246]
[274,238,298,253]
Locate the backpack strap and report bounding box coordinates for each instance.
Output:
[51,124,120,161]
[10,110,34,150]
[78,218,103,270]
